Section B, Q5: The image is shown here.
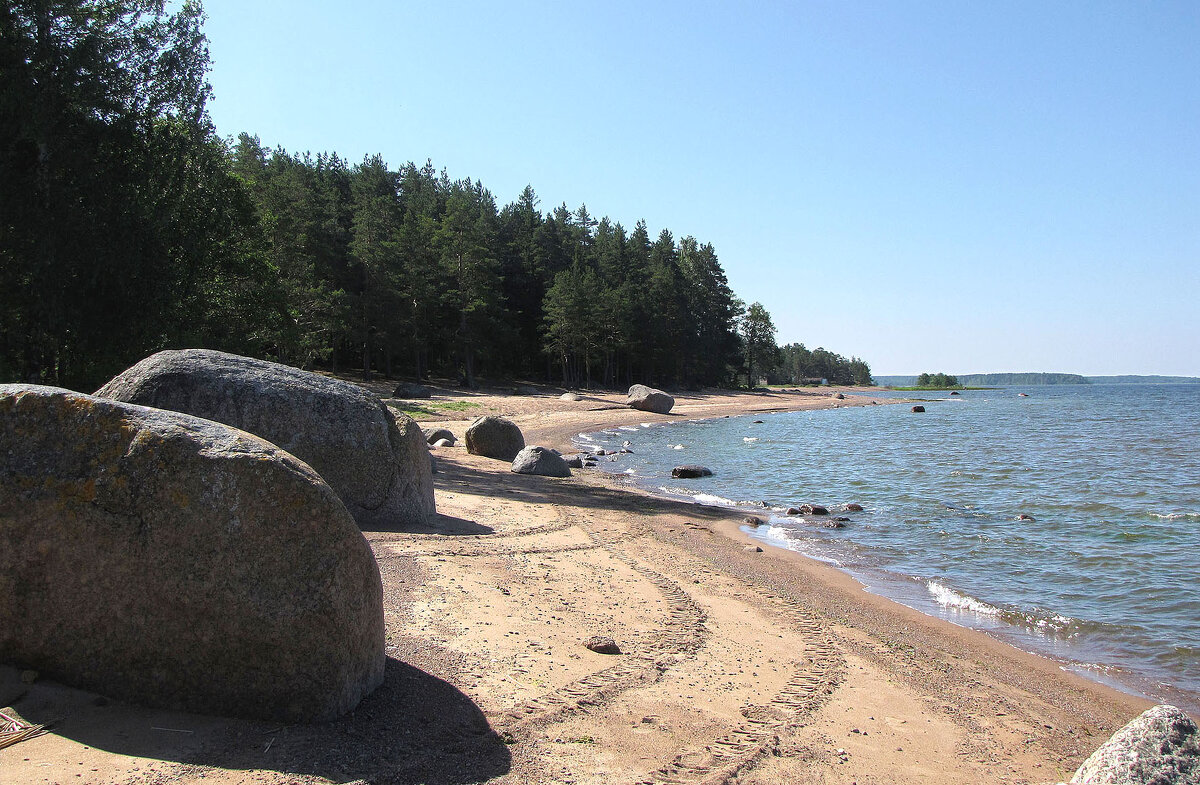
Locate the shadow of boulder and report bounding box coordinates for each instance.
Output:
[5,657,510,784]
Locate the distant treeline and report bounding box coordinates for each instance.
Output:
[0,3,874,392]
[1086,375,1200,385]
[957,373,1089,386]
[876,372,1200,387]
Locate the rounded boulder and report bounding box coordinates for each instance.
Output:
[0,385,385,722]
[511,446,572,477]
[465,416,525,461]
[96,349,434,530]
[627,384,674,414]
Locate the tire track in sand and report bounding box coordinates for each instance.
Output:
[492,508,709,736]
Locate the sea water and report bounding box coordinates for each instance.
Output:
[575,385,1200,711]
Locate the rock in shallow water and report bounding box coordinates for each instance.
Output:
[96,349,434,530]
[1070,704,1199,784]
[0,385,385,722]
[672,465,713,479]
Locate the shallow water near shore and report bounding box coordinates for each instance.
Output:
[576,384,1200,712]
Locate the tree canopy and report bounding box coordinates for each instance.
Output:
[1,3,874,392]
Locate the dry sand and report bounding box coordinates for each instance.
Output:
[0,384,1152,784]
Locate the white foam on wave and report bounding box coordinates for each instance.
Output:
[926,580,1001,616]
[641,423,652,428]
[693,493,737,507]
[743,437,758,442]
[1150,512,1200,521]
[672,444,685,450]
[619,425,640,432]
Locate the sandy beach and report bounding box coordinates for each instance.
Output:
[0,384,1153,785]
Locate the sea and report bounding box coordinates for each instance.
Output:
[574,384,1200,713]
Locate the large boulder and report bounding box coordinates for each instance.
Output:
[465,416,525,461]
[627,384,674,414]
[0,385,384,722]
[511,446,572,478]
[1071,705,1199,784]
[96,349,434,529]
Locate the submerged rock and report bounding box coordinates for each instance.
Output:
[1070,704,1199,784]
[627,384,674,414]
[672,465,713,479]
[800,504,830,516]
[846,503,865,512]
[0,385,384,722]
[911,405,926,413]
[96,349,434,529]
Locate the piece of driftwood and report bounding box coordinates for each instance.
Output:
[0,709,48,750]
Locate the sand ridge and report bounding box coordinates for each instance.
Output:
[0,385,1152,784]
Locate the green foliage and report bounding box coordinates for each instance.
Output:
[0,4,875,391]
[0,0,277,388]
[739,302,777,388]
[914,372,960,388]
[771,344,872,386]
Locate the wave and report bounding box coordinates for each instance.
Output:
[1148,512,1200,521]
[692,493,737,507]
[926,580,1001,616]
[925,580,1080,634]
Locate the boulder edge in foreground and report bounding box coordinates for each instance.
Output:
[627,384,674,414]
[1070,704,1199,785]
[0,385,385,722]
[95,348,435,530]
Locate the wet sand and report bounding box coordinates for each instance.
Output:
[0,384,1151,784]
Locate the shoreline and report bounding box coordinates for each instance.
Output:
[557,388,1200,719]
[0,384,1169,784]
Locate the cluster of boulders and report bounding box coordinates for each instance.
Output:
[0,349,443,722]
[776,502,864,529]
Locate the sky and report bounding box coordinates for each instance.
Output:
[200,1,1200,376]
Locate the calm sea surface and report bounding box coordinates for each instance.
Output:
[575,385,1200,711]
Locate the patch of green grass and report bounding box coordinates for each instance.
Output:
[386,400,481,418]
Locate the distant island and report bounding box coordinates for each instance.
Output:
[876,373,1200,387]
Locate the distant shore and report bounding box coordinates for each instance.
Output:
[0,383,1155,784]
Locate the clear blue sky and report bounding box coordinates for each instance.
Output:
[201,1,1200,376]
